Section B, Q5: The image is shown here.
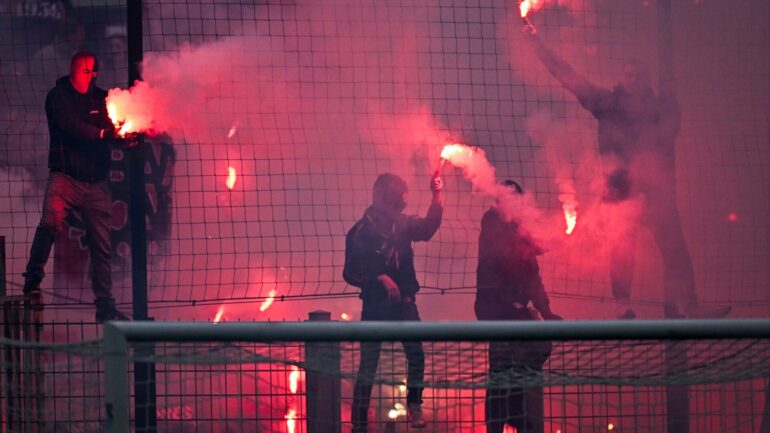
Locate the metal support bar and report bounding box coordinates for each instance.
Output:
[305,311,341,433]
[106,319,770,343]
[104,323,130,433]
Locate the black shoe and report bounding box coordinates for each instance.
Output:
[95,308,131,323]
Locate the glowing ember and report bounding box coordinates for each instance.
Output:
[213,305,225,323]
[607,423,615,431]
[289,366,300,394]
[227,121,238,139]
[340,313,351,321]
[226,167,237,190]
[285,409,297,433]
[259,289,277,312]
[388,402,407,420]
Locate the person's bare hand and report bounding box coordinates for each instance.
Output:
[377,274,401,304]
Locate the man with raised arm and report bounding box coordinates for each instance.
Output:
[344,172,444,432]
[522,22,730,319]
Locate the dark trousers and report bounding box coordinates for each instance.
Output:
[25,172,114,304]
[351,298,424,432]
[608,190,697,311]
[475,301,552,433]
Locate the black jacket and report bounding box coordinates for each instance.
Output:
[343,203,443,299]
[45,76,114,183]
[475,208,550,313]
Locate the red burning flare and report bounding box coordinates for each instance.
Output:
[519,0,542,19]
[107,101,136,137]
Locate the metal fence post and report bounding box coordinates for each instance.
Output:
[104,323,130,433]
[305,310,341,433]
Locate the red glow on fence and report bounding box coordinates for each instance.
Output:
[727,212,738,222]
[285,409,297,433]
[289,366,300,394]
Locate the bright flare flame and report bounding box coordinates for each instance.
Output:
[519,0,541,18]
[213,305,225,323]
[440,143,471,160]
[107,102,135,137]
[285,409,297,433]
[259,289,277,312]
[289,366,300,394]
[226,167,237,190]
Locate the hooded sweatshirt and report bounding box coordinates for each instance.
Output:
[45,76,113,183]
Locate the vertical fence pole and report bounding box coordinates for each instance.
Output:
[127,0,157,431]
[104,324,130,433]
[305,311,341,433]
[658,1,691,431]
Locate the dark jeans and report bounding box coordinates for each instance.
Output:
[607,189,697,311]
[351,297,424,432]
[25,172,114,304]
[475,301,552,433]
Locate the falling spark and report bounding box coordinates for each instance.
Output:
[227,120,238,139]
[213,305,225,323]
[260,289,277,312]
[285,409,297,433]
[289,366,300,394]
[340,313,351,321]
[607,423,615,431]
[226,167,237,190]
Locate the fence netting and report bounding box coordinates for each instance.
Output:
[1,0,767,321]
[2,324,768,432]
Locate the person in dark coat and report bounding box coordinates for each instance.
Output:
[344,172,444,432]
[23,50,132,322]
[522,23,730,319]
[476,180,561,433]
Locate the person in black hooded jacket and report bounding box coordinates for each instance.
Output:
[23,50,131,322]
[344,172,443,432]
[522,22,730,320]
[475,180,561,433]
